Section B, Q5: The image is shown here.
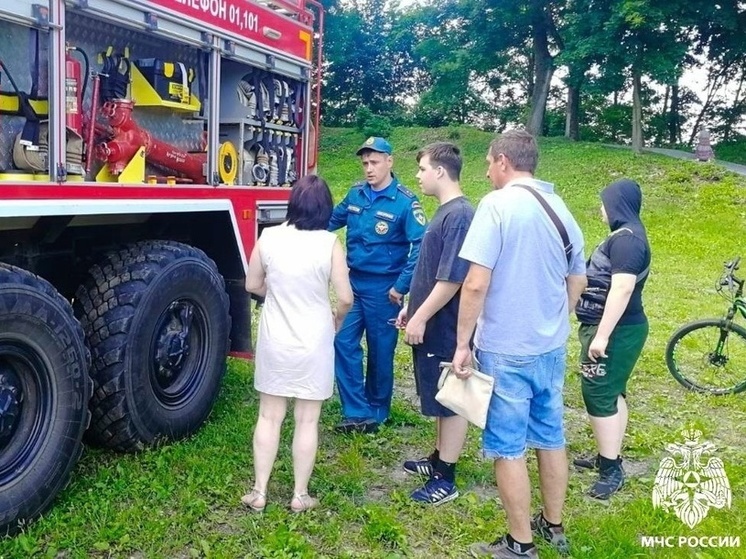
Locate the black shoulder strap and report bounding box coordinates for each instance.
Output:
[513,184,572,265]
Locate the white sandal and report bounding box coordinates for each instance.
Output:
[241,488,266,512]
[290,493,318,513]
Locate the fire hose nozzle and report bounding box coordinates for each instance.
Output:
[95,142,112,159]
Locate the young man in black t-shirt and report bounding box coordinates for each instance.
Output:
[395,142,475,505]
[575,178,651,500]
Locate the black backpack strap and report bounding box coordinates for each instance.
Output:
[513,184,572,265]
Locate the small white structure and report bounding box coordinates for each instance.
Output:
[694,127,715,162]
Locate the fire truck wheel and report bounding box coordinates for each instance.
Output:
[74,241,230,451]
[0,264,91,535]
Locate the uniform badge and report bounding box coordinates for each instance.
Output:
[375,221,389,235]
[413,208,426,226]
[365,137,375,146]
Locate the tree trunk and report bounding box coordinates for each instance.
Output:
[632,71,643,153]
[667,84,679,145]
[564,66,584,141]
[565,85,580,140]
[526,12,554,136]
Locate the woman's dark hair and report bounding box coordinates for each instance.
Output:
[286,174,334,230]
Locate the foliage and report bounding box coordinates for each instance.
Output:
[354,106,393,139]
[319,0,419,126]
[3,126,746,558]
[714,134,746,165]
[319,0,746,145]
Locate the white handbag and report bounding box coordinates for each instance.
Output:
[435,362,494,429]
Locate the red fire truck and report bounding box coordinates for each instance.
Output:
[0,0,322,533]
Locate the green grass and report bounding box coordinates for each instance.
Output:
[3,126,746,558]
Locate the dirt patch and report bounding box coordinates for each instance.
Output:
[467,483,500,503]
[624,458,653,477]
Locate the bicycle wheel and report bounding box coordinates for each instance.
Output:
[666,319,746,395]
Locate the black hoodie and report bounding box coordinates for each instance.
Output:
[575,179,651,325]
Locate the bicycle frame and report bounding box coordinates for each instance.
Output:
[723,280,745,322]
[720,256,745,322]
[726,298,746,321]
[716,261,745,365]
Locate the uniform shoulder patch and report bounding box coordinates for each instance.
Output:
[397,184,415,198]
[413,207,427,226]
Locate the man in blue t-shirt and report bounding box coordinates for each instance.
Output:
[329,137,427,433]
[454,130,587,558]
[394,142,474,506]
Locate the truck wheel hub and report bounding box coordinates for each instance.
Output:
[0,367,23,448]
[153,301,194,387]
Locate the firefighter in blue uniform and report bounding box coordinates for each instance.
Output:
[329,137,427,433]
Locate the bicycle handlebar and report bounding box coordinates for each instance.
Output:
[719,257,743,293]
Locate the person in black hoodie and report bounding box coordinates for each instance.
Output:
[574,178,651,500]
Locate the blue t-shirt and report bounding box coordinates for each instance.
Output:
[459,179,586,355]
[407,196,475,355]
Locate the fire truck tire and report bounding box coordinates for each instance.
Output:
[0,264,91,535]
[74,241,230,452]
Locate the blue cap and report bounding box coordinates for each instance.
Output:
[356,137,392,156]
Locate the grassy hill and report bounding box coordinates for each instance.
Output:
[3,127,746,558]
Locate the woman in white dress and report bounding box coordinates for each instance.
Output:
[242,175,353,513]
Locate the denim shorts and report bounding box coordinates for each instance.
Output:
[476,346,567,460]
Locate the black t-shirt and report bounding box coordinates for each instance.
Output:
[407,197,475,355]
[606,230,650,325]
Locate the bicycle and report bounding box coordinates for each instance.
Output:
[665,257,746,395]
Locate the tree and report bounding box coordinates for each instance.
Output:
[526,1,564,135]
[687,1,746,143]
[320,0,419,125]
[457,0,566,135]
[560,0,614,140]
[408,0,500,126]
[566,0,697,152]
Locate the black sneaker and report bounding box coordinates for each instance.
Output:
[588,458,625,500]
[403,457,434,477]
[334,418,379,434]
[470,535,538,558]
[573,453,600,471]
[531,512,570,556]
